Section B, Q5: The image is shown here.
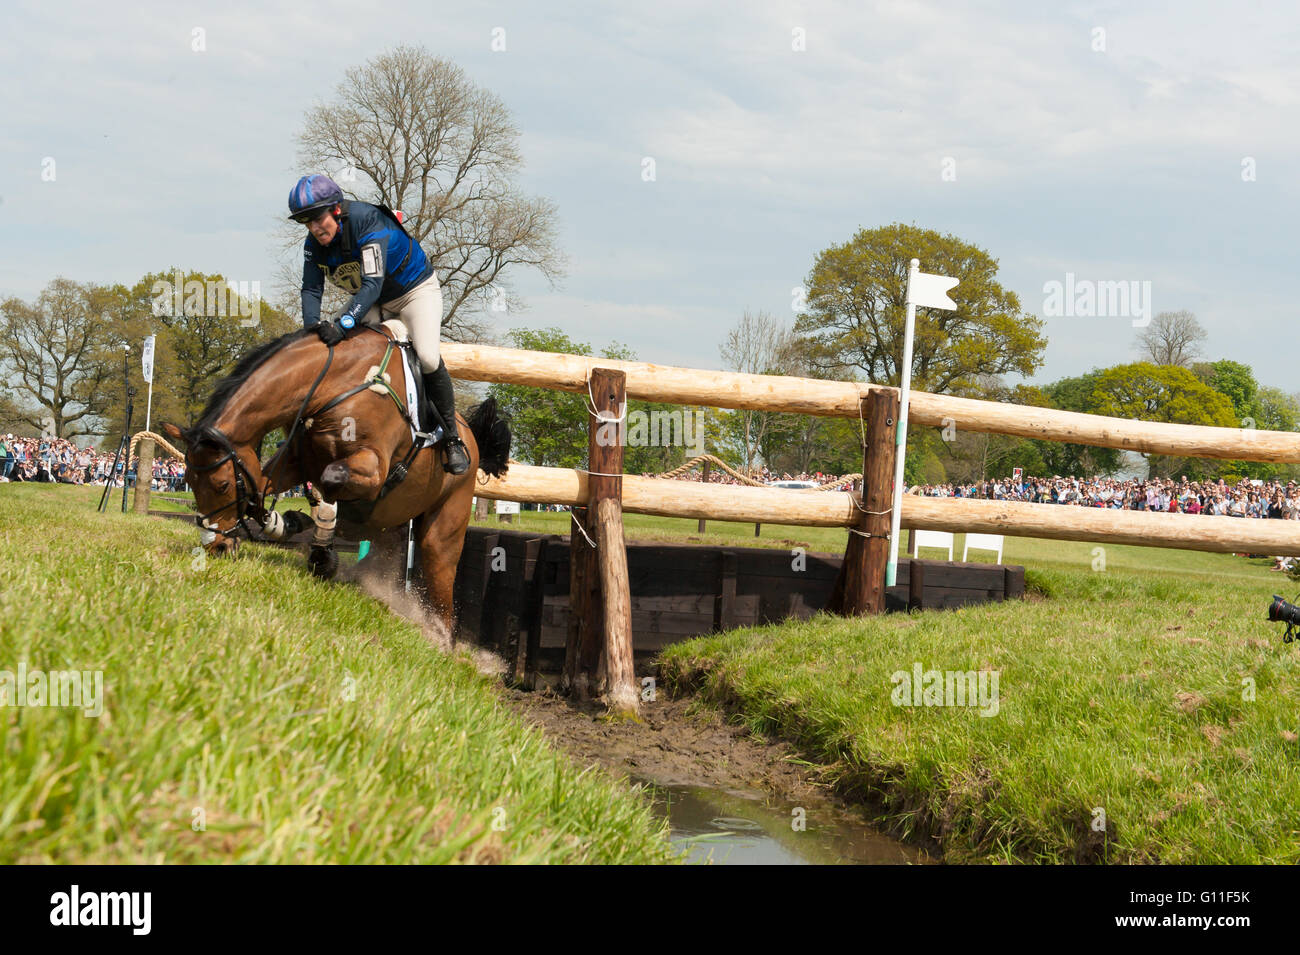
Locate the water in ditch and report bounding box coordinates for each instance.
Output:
[633,777,932,865]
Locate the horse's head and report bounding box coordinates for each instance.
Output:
[163,422,267,557]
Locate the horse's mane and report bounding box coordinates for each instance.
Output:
[192,329,313,434]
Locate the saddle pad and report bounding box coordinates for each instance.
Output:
[382,321,443,447]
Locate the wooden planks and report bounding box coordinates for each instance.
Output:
[452,526,1023,672]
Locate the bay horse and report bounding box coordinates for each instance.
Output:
[162,325,510,635]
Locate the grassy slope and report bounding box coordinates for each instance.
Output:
[0,485,675,864]
[649,527,1300,863]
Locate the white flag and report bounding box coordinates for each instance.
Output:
[907,270,959,310]
[141,335,155,384]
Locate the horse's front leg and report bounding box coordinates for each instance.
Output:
[306,448,389,580]
[317,447,389,501]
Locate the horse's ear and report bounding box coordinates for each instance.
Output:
[161,423,188,446]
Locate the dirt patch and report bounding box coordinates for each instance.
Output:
[500,682,828,802]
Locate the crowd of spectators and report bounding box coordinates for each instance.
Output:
[909,473,1300,570]
[646,463,856,490]
[0,434,185,491]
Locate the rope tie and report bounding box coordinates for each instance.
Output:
[585,372,628,424]
[570,513,598,549]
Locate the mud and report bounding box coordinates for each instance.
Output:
[499,680,935,864]
[501,684,828,799]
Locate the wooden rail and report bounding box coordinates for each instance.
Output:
[443,342,1300,462]
[474,464,1300,557]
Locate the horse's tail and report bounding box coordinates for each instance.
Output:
[466,397,511,477]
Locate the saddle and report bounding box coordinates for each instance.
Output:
[310,324,446,525]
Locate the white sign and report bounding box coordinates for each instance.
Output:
[141,335,155,384]
[495,500,521,514]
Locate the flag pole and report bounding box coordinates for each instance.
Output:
[886,259,920,587]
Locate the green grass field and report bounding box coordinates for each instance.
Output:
[23,486,1300,863]
[0,484,676,864]
[460,508,1300,863]
[642,525,1300,863]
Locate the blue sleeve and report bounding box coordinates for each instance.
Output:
[301,241,323,328]
[340,232,387,325]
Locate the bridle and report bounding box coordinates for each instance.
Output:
[188,425,275,544]
[188,341,338,545]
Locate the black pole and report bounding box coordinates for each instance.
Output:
[99,347,136,514]
[119,392,134,514]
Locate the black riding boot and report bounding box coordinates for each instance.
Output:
[422,360,470,475]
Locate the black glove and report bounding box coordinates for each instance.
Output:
[316,321,345,346]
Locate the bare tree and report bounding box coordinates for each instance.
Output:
[719,310,797,473]
[294,46,565,342]
[1135,310,1207,367]
[0,279,118,438]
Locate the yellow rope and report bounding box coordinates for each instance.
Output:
[654,454,767,486]
[128,431,184,460]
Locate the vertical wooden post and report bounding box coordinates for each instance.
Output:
[563,506,601,698]
[908,559,925,611]
[587,368,638,716]
[132,437,154,514]
[697,460,710,533]
[827,389,900,615]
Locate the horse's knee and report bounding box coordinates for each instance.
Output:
[319,460,350,493]
[319,450,385,499]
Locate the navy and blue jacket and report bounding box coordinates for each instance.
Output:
[300,201,434,328]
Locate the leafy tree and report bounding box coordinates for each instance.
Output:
[794,222,1046,395]
[486,328,697,473]
[1257,386,1300,433]
[1035,371,1123,477]
[1088,362,1237,478]
[0,279,120,438]
[487,328,591,468]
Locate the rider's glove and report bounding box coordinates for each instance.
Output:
[316,321,345,346]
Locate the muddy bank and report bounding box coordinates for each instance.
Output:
[498,682,935,864]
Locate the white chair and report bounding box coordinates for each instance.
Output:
[963,532,1004,564]
[909,529,954,560]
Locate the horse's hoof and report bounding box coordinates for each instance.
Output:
[307,545,339,580]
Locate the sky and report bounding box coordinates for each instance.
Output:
[3,0,1298,391]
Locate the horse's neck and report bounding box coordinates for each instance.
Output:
[216,338,376,469]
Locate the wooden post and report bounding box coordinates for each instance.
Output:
[827,389,900,615]
[587,368,638,716]
[908,559,925,611]
[563,506,601,697]
[132,437,154,514]
[697,460,710,533]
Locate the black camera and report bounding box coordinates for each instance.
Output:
[1267,595,1300,642]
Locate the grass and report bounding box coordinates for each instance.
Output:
[0,484,676,864]
[656,537,1300,863]
[84,487,1300,863]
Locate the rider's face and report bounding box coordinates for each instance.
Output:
[306,207,339,245]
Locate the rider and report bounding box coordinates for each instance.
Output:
[289,173,469,475]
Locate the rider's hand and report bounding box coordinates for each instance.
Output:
[316,321,345,346]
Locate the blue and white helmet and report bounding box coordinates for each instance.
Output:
[288,175,344,222]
